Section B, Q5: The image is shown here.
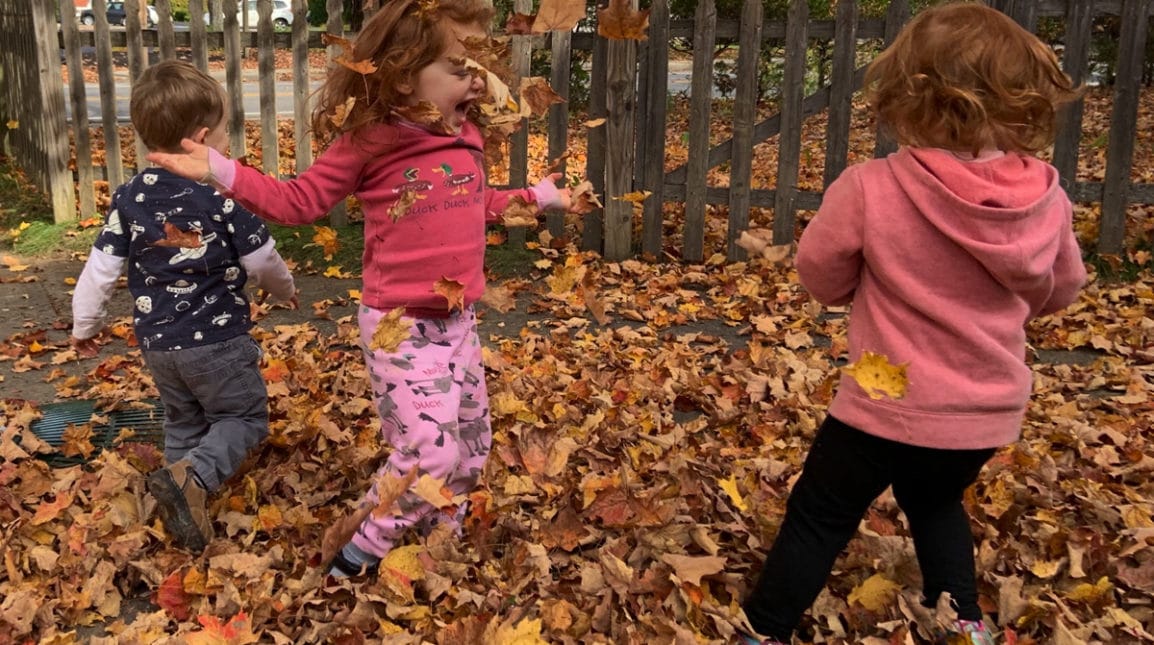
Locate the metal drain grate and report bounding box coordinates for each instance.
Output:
[29,400,165,467]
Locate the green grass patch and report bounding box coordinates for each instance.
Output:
[485,237,540,279]
[266,222,365,273]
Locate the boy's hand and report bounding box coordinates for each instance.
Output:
[146,138,212,184]
[71,335,99,358]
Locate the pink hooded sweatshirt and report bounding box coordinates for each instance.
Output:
[796,147,1086,450]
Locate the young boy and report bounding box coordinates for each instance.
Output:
[71,60,297,552]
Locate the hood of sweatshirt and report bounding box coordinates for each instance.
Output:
[886,147,1069,294]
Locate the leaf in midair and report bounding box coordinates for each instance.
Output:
[520,77,565,116]
[329,95,356,128]
[505,12,535,35]
[533,0,587,33]
[311,225,338,261]
[615,190,651,217]
[390,189,420,222]
[392,100,452,135]
[501,195,540,228]
[843,351,909,400]
[597,0,650,41]
[736,228,792,263]
[370,307,410,353]
[570,181,603,214]
[434,277,466,313]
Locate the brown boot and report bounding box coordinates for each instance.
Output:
[147,460,212,551]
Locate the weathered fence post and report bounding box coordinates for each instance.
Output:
[506,0,532,249]
[873,0,907,159]
[257,0,279,176]
[93,0,126,188]
[190,0,209,71]
[222,0,246,160]
[683,0,716,262]
[59,0,97,218]
[726,0,763,261]
[823,0,858,188]
[1052,0,1092,192]
[603,0,639,261]
[546,27,572,238]
[32,0,76,222]
[638,0,669,258]
[323,0,347,225]
[582,36,607,253]
[156,0,176,60]
[1099,0,1149,255]
[772,0,807,245]
[125,0,149,169]
[292,0,312,173]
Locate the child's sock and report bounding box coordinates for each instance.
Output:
[329,541,380,578]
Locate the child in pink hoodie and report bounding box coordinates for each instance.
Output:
[741,4,1086,644]
[148,0,574,576]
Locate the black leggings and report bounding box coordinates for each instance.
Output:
[743,415,996,640]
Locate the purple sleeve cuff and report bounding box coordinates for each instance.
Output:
[207,148,237,190]
[530,180,562,211]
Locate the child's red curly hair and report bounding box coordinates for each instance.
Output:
[864,1,1081,154]
[310,0,493,144]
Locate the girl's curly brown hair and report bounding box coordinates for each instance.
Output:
[310,0,493,145]
[863,1,1081,155]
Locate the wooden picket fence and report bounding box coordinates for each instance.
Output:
[0,0,1150,263]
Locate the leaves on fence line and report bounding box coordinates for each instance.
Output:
[597,0,651,41]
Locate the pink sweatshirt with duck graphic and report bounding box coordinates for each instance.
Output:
[797,147,1086,450]
[215,121,556,317]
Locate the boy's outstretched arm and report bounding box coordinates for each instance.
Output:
[70,248,127,357]
[240,239,298,309]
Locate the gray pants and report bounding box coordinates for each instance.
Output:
[143,334,268,492]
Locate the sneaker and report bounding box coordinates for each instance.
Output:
[147,460,212,551]
[939,619,996,645]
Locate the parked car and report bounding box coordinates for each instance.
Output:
[204,0,295,29]
[78,2,159,27]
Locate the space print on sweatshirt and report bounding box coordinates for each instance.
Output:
[94,168,271,350]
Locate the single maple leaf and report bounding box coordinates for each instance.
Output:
[533,0,587,33]
[580,272,608,325]
[584,117,607,128]
[843,351,908,400]
[545,152,570,175]
[736,228,792,263]
[390,189,420,222]
[329,95,356,128]
[370,307,410,353]
[61,423,96,459]
[520,77,565,116]
[310,225,339,260]
[480,283,517,313]
[433,277,466,313]
[570,180,603,215]
[847,573,901,612]
[501,195,540,227]
[336,55,378,75]
[186,611,259,645]
[392,100,452,135]
[504,12,535,35]
[615,189,651,217]
[597,0,651,41]
[153,569,192,621]
[151,221,202,248]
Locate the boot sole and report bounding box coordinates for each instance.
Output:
[146,468,209,552]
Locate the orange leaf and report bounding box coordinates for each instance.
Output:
[505,12,534,35]
[151,222,203,249]
[186,611,259,645]
[154,569,192,621]
[520,77,565,116]
[843,351,909,400]
[501,195,540,228]
[533,0,587,33]
[311,225,339,261]
[390,189,420,222]
[597,0,650,40]
[370,307,410,353]
[433,277,466,313]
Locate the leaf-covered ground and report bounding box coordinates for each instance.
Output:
[0,244,1151,644]
[4,44,1152,645]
